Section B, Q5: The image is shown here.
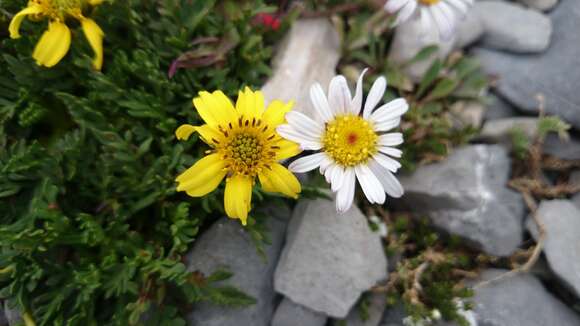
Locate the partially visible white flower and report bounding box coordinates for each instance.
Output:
[277,69,407,213]
[369,215,389,238]
[431,309,442,320]
[403,316,432,326]
[455,299,478,326]
[384,0,474,40]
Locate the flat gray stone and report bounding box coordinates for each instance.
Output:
[388,12,455,82]
[477,117,539,145]
[470,269,580,326]
[336,293,387,326]
[473,0,580,129]
[517,0,560,11]
[271,297,327,326]
[274,198,388,318]
[543,134,580,160]
[474,1,552,53]
[184,205,290,326]
[526,200,580,298]
[399,145,524,256]
[261,18,340,115]
[484,95,518,121]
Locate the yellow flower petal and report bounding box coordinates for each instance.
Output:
[193,91,236,127]
[79,16,104,70]
[260,163,301,198]
[175,124,196,141]
[32,21,71,68]
[275,139,302,160]
[262,100,294,127]
[88,0,104,5]
[8,5,43,39]
[224,175,253,225]
[236,87,264,119]
[194,125,223,146]
[176,153,226,197]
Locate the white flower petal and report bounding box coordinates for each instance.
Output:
[336,168,356,213]
[351,68,368,116]
[393,0,418,26]
[330,165,345,192]
[374,118,401,132]
[362,76,387,119]
[384,0,410,13]
[328,75,352,116]
[289,153,326,173]
[355,165,386,205]
[319,153,333,174]
[310,83,333,122]
[285,111,324,139]
[378,133,404,147]
[379,146,403,158]
[446,0,469,16]
[370,98,408,124]
[324,163,336,184]
[429,5,454,41]
[369,160,404,198]
[277,125,322,150]
[373,153,402,173]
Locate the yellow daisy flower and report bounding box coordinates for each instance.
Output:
[175,88,302,225]
[9,0,105,69]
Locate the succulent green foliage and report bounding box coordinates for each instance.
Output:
[0,0,281,324]
[386,216,477,326]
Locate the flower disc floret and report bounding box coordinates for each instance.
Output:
[322,115,378,167]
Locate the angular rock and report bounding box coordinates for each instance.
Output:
[454,12,485,49]
[543,133,580,160]
[474,1,552,53]
[336,293,386,326]
[477,117,539,145]
[526,200,580,298]
[271,298,327,326]
[473,0,580,129]
[517,0,560,11]
[398,145,524,256]
[388,12,455,82]
[185,205,291,326]
[470,269,580,326]
[261,18,340,115]
[274,198,388,318]
[483,94,518,121]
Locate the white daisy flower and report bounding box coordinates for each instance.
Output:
[384,0,474,40]
[277,69,407,213]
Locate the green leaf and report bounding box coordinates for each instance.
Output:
[425,78,459,102]
[405,45,439,66]
[417,59,442,98]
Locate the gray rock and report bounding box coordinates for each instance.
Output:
[274,198,388,318]
[474,1,552,53]
[470,269,580,326]
[449,101,486,129]
[543,133,580,160]
[379,304,407,326]
[271,297,327,326]
[185,205,291,326]
[2,303,20,326]
[261,18,340,115]
[454,12,485,49]
[517,0,560,11]
[399,145,524,256]
[336,293,387,326]
[473,0,580,129]
[484,95,518,121]
[571,171,580,208]
[388,12,456,82]
[477,117,539,145]
[526,200,580,298]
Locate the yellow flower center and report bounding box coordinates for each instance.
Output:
[418,0,441,5]
[32,0,84,19]
[215,117,277,177]
[322,115,378,167]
